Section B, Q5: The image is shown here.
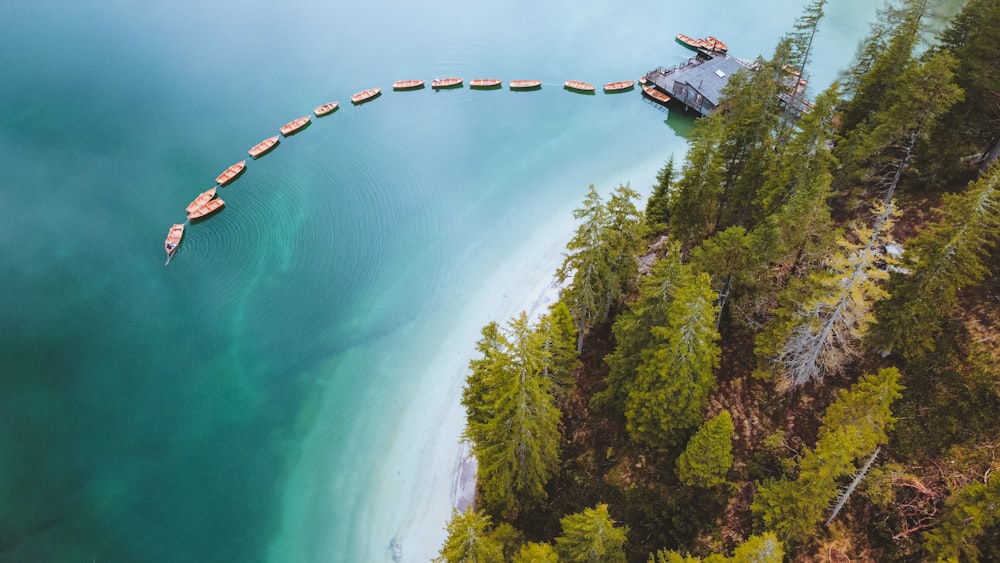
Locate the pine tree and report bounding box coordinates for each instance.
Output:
[714,40,795,231]
[645,157,676,237]
[755,201,895,386]
[434,507,504,563]
[626,272,720,447]
[595,247,685,413]
[751,368,903,544]
[538,300,580,401]
[786,0,827,80]
[648,533,784,563]
[923,472,1000,562]
[669,113,728,251]
[559,185,643,352]
[840,51,963,201]
[871,165,1000,357]
[676,411,735,488]
[839,0,931,134]
[462,313,561,519]
[554,503,628,563]
[513,542,559,563]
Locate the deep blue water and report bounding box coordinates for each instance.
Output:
[0,0,876,561]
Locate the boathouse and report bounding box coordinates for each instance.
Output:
[644,52,750,117]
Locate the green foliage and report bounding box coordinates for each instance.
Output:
[434,507,504,563]
[626,272,720,447]
[839,0,930,134]
[648,532,784,563]
[785,0,827,76]
[555,503,628,563]
[921,0,1000,185]
[923,472,1000,562]
[595,248,685,413]
[462,313,562,519]
[559,184,643,352]
[646,158,676,236]
[513,542,559,563]
[871,165,1000,357]
[669,113,728,251]
[539,300,581,401]
[755,202,894,386]
[751,368,903,544]
[751,84,839,264]
[676,411,735,488]
[714,41,793,231]
[838,49,963,201]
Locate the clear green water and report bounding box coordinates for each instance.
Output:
[0,0,875,561]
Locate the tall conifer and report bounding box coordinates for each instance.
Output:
[434,508,504,563]
[625,272,720,447]
[554,504,628,563]
[675,410,735,488]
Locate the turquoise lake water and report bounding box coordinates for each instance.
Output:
[0,0,877,561]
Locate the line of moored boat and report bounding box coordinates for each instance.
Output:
[164,67,699,264]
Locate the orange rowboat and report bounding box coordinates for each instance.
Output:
[185,187,217,214]
[216,161,246,186]
[642,84,671,105]
[509,80,542,90]
[188,197,225,220]
[703,36,728,53]
[164,223,184,265]
[280,116,311,136]
[249,135,279,158]
[603,80,635,92]
[314,101,339,116]
[470,78,502,88]
[676,33,701,49]
[351,88,381,104]
[392,79,425,90]
[564,80,595,92]
[431,77,463,89]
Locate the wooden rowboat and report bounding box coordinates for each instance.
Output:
[186,187,218,214]
[564,80,596,92]
[351,88,381,104]
[164,223,184,265]
[392,79,425,90]
[314,101,339,116]
[676,34,701,50]
[188,197,225,220]
[509,79,542,90]
[249,135,279,158]
[603,80,635,92]
[431,77,463,89]
[642,84,671,105]
[280,116,311,136]
[703,36,728,53]
[470,78,502,89]
[216,161,246,186]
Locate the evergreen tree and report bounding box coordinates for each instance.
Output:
[554,503,628,563]
[676,410,735,488]
[513,542,559,563]
[626,272,720,447]
[752,368,903,544]
[755,202,895,386]
[839,51,963,201]
[920,0,1000,182]
[645,157,676,236]
[669,113,727,252]
[839,0,931,134]
[786,0,827,80]
[559,185,643,352]
[595,247,685,413]
[871,165,1000,357]
[434,507,504,563]
[714,43,791,231]
[462,313,561,519]
[538,300,580,401]
[923,472,1000,562]
[648,533,784,563]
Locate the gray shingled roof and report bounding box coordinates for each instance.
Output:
[678,56,747,106]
